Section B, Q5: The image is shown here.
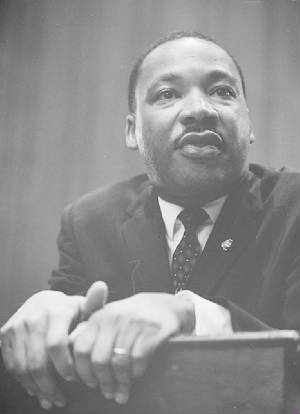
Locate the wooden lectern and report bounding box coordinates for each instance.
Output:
[0,330,299,413]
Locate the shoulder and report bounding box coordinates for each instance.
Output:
[250,163,299,202]
[249,164,299,218]
[62,174,150,224]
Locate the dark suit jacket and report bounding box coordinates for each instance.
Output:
[1,163,299,413]
[50,163,299,332]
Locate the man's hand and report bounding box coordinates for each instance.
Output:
[70,292,195,405]
[0,282,108,410]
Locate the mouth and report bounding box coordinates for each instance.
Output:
[175,130,223,158]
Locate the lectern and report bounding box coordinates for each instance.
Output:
[0,330,299,413]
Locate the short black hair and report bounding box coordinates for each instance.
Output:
[128,30,246,113]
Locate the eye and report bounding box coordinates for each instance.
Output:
[212,86,236,98]
[155,89,178,101]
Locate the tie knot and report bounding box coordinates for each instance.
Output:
[178,208,208,230]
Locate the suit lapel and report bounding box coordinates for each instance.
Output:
[120,170,264,296]
[189,172,263,295]
[121,184,172,294]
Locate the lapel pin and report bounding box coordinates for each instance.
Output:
[221,238,233,251]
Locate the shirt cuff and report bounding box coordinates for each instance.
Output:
[175,290,233,336]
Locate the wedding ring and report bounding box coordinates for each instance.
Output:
[113,347,129,357]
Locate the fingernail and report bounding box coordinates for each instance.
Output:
[87,382,97,388]
[40,399,52,410]
[55,399,66,408]
[103,392,113,399]
[115,393,129,404]
[64,375,74,381]
[26,389,34,396]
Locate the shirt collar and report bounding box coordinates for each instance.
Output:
[158,195,227,241]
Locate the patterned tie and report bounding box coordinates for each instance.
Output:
[171,208,208,293]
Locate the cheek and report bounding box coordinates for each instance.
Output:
[138,113,170,150]
[224,108,251,140]
[237,120,252,148]
[232,113,252,163]
[134,120,163,165]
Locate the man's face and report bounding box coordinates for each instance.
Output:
[126,38,254,205]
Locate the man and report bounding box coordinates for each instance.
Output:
[1,31,299,411]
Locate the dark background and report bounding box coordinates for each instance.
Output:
[0,0,299,325]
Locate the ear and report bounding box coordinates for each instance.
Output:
[246,108,256,144]
[125,114,138,150]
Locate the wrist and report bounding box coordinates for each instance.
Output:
[63,294,86,327]
[175,294,196,334]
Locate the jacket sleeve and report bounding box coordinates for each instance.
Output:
[213,255,299,333]
[216,298,273,331]
[49,204,89,296]
[281,255,300,331]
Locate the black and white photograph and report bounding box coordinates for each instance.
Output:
[0,0,299,412]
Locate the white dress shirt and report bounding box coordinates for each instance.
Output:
[158,196,233,336]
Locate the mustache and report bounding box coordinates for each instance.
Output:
[175,126,223,148]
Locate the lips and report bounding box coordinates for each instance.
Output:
[175,130,223,158]
[176,130,223,149]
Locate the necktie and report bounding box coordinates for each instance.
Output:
[171,208,208,293]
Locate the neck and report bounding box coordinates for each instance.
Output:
[153,173,249,208]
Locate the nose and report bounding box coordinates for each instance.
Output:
[179,90,218,126]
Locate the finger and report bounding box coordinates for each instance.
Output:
[46,311,76,382]
[0,327,27,376]
[131,327,163,378]
[69,321,88,343]
[28,360,65,409]
[35,391,55,411]
[82,281,108,318]
[26,320,66,408]
[1,329,41,400]
[89,317,116,400]
[72,322,98,388]
[111,322,142,404]
[1,322,62,409]
[111,351,131,404]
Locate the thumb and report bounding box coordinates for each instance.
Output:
[81,281,108,318]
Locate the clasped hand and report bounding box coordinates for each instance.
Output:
[70,291,195,404]
[0,283,195,408]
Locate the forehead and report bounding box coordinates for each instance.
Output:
[137,38,241,90]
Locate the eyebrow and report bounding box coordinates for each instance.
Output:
[207,69,239,87]
[146,68,239,96]
[146,73,181,96]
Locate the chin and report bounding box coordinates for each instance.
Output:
[158,169,244,205]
